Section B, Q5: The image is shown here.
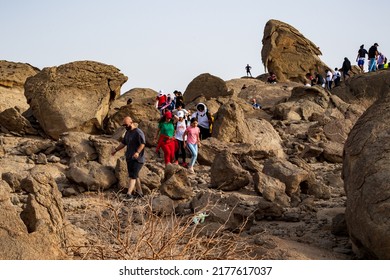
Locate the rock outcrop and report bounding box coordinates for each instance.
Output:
[343,90,390,259]
[24,61,128,139]
[261,19,329,83]
[0,60,40,113]
[183,73,232,103]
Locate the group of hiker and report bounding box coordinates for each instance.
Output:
[111,90,214,199]
[154,90,213,174]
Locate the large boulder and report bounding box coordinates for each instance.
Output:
[343,91,390,259]
[0,60,40,113]
[261,19,330,83]
[24,61,128,139]
[212,98,285,158]
[262,158,309,196]
[210,151,251,191]
[333,70,390,107]
[160,164,193,200]
[183,73,232,103]
[105,103,160,134]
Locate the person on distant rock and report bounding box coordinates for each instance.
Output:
[174,111,188,166]
[305,73,314,86]
[333,68,341,87]
[111,116,145,199]
[154,111,177,166]
[341,57,352,80]
[377,52,386,70]
[267,72,277,84]
[183,117,201,174]
[313,72,325,87]
[251,98,261,109]
[191,103,213,140]
[368,43,379,72]
[245,64,252,77]
[356,44,368,72]
[325,69,333,90]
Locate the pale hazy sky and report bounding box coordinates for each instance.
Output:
[2,0,390,94]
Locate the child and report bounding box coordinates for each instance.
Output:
[183,117,201,174]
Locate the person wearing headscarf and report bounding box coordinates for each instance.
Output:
[191,103,213,140]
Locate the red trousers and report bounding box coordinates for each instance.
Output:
[158,135,177,164]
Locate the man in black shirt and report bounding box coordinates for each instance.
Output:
[368,43,379,72]
[356,44,368,72]
[112,116,146,198]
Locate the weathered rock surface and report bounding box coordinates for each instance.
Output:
[261,19,329,83]
[183,73,232,103]
[210,151,251,191]
[0,107,37,135]
[24,61,128,139]
[343,91,390,259]
[0,60,40,113]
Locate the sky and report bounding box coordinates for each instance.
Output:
[2,0,390,94]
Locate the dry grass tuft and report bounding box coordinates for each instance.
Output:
[65,192,258,260]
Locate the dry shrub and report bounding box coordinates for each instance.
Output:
[66,193,257,260]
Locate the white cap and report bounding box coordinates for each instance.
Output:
[177,111,184,118]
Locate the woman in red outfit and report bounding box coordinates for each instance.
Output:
[154,111,177,165]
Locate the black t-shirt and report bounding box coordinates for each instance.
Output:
[342,60,352,72]
[358,48,368,58]
[121,128,146,163]
[316,74,324,84]
[368,46,377,59]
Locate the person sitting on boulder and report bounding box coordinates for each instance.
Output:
[267,72,277,84]
[251,98,261,109]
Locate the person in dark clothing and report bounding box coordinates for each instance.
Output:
[112,116,146,199]
[356,44,368,72]
[245,64,252,77]
[368,43,379,72]
[313,72,325,87]
[341,57,352,80]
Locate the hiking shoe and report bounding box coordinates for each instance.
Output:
[173,160,179,165]
[181,162,188,168]
[188,167,195,174]
[134,192,144,198]
[124,194,136,200]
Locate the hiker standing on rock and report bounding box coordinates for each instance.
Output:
[245,64,252,77]
[356,44,368,72]
[111,116,145,199]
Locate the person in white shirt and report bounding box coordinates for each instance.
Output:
[325,69,333,91]
[191,103,212,140]
[333,68,341,87]
[174,111,189,166]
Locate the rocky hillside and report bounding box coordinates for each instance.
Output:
[1,20,390,259]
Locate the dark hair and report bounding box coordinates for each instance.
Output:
[190,117,198,124]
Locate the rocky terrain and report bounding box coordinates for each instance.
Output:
[1,20,389,260]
